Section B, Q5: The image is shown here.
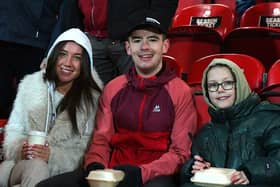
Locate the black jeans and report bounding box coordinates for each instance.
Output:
[87,35,133,85]
[36,167,177,187]
[0,41,44,118]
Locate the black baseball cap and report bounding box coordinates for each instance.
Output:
[127,1,178,37]
[128,16,167,36]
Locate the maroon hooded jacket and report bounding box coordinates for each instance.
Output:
[85,66,197,183]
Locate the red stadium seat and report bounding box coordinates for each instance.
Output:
[189,53,265,91]
[212,0,236,11]
[260,59,280,104]
[188,53,265,130]
[176,0,206,14]
[168,4,236,78]
[0,119,7,144]
[191,87,211,131]
[187,58,211,131]
[166,26,222,80]
[0,119,7,161]
[240,2,280,27]
[223,27,280,71]
[163,55,183,78]
[224,2,280,71]
[172,4,236,38]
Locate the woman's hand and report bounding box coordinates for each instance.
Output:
[31,142,50,162]
[191,155,211,174]
[231,171,250,185]
[21,141,31,160]
[21,141,50,162]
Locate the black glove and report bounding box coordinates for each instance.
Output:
[85,162,105,177]
[113,165,142,187]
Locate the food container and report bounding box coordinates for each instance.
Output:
[190,167,236,187]
[86,169,125,187]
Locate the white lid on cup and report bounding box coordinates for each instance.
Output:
[28,130,46,137]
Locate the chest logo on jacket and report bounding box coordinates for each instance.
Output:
[153,104,161,112]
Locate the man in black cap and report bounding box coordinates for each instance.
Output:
[36,4,197,187]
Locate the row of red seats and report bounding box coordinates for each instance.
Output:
[166,2,280,78]
[163,52,280,130]
[176,0,270,15]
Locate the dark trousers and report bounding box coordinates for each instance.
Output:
[87,35,133,85]
[36,167,177,187]
[0,41,45,118]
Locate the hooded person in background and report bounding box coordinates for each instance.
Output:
[180,58,280,187]
[0,28,103,187]
[236,0,255,17]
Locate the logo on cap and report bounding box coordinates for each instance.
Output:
[146,17,161,25]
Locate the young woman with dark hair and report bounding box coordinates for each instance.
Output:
[0,28,103,187]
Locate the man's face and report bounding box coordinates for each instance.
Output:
[125,29,169,77]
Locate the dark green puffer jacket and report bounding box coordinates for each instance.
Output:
[181,94,280,186]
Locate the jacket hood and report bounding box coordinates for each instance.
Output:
[202,58,251,110]
[46,28,103,90]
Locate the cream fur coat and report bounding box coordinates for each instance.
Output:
[2,71,99,177]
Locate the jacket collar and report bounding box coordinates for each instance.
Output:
[126,63,177,91]
[209,93,260,123]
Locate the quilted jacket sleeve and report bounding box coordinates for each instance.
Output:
[239,115,280,185]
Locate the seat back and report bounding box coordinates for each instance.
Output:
[188,53,265,92]
[176,0,206,14]
[187,56,211,130]
[166,26,222,79]
[163,55,183,78]
[223,22,280,71]
[0,119,7,162]
[240,2,280,27]
[223,0,280,72]
[172,4,236,38]
[213,0,236,11]
[0,119,7,143]
[261,59,280,103]
[267,59,280,86]
[188,53,265,130]
[191,86,211,131]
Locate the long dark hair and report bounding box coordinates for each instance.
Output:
[45,41,101,134]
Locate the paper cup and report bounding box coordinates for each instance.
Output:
[28,130,47,145]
